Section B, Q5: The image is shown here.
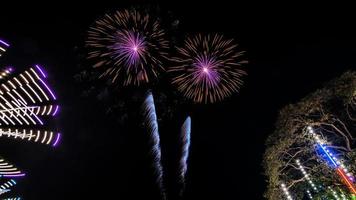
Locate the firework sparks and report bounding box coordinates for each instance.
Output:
[178,116,191,196]
[169,34,247,103]
[86,9,169,86]
[142,92,166,200]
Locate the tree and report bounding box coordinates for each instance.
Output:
[264,71,356,199]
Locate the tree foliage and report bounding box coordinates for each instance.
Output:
[264,71,356,199]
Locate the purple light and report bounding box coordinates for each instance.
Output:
[37,77,56,100]
[35,65,47,78]
[52,133,61,147]
[0,39,10,47]
[112,31,146,68]
[192,55,220,88]
[3,173,25,178]
[52,105,59,116]
[6,67,14,72]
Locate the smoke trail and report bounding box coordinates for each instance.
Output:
[178,116,191,196]
[142,92,166,200]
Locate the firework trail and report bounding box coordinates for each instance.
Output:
[87,9,169,86]
[142,92,166,200]
[178,116,191,196]
[169,34,247,103]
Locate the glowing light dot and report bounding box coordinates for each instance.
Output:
[203,67,209,73]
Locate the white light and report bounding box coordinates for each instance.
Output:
[281,183,293,200]
[203,67,209,73]
[296,159,318,192]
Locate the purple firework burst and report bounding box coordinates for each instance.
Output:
[111,31,146,68]
[169,34,247,103]
[86,9,169,86]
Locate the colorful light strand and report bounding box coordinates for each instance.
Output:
[0,65,61,146]
[0,39,61,199]
[0,179,16,191]
[308,126,356,195]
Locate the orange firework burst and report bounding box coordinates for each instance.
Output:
[86,9,169,86]
[169,34,247,103]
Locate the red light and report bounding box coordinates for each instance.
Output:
[337,168,356,194]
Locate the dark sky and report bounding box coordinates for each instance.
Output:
[0,1,355,199]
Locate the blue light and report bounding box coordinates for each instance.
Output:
[317,144,338,168]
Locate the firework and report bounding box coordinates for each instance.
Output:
[142,92,166,200]
[86,9,169,86]
[169,34,247,103]
[178,116,191,196]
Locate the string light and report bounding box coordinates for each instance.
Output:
[281,183,293,200]
[296,159,318,192]
[308,126,356,195]
[329,187,341,200]
[306,190,313,199]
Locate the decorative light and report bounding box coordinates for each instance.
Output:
[0,158,24,178]
[296,159,318,192]
[0,66,60,147]
[0,179,16,190]
[281,183,293,200]
[329,187,341,200]
[306,190,313,199]
[0,39,9,57]
[308,126,356,195]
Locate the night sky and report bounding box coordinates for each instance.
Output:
[1,2,355,199]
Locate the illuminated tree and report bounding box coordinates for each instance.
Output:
[264,71,356,199]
